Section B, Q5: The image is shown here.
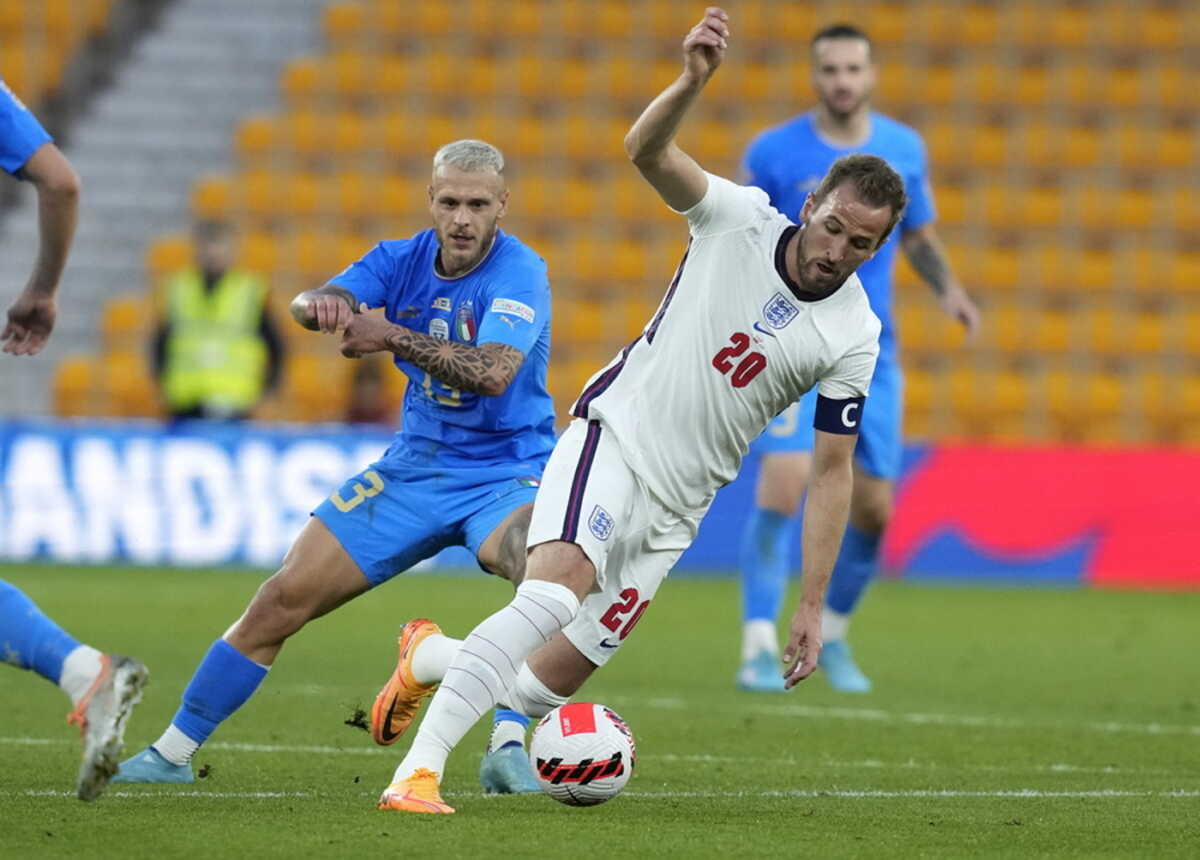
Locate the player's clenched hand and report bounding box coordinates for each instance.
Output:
[682,7,729,83]
[781,603,822,689]
[2,290,57,356]
[304,292,356,333]
[340,303,396,358]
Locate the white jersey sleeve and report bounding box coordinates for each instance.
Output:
[678,173,775,238]
[817,331,879,400]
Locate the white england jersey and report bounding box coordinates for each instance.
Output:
[571,173,881,514]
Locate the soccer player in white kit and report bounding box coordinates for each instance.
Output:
[376,7,908,813]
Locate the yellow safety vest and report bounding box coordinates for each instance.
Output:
[162,268,269,414]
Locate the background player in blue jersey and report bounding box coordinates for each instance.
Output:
[116,140,555,791]
[1,79,149,801]
[735,25,981,693]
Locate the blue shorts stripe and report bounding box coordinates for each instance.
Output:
[561,421,603,542]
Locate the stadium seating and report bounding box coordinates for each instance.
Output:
[47,0,1200,440]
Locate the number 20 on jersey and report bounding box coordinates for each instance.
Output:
[712,332,767,388]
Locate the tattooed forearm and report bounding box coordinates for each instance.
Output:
[384,328,524,396]
[902,232,953,296]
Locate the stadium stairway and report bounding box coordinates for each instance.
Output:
[0,0,331,416]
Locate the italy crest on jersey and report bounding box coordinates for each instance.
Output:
[763,292,799,330]
[455,300,476,341]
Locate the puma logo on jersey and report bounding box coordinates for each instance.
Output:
[762,292,799,330]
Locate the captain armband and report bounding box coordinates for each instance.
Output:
[813,394,865,435]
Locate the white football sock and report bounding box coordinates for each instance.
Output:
[59,645,104,705]
[392,580,579,782]
[411,633,461,685]
[741,619,779,661]
[487,716,527,752]
[504,662,569,720]
[153,725,200,766]
[821,608,850,642]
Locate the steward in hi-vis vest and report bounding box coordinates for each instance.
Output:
[151,221,282,419]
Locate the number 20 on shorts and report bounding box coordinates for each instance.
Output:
[712,332,767,388]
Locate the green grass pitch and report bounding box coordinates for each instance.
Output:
[2,565,1199,858]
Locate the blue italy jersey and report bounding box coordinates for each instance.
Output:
[329,229,556,469]
[741,111,934,357]
[0,79,52,176]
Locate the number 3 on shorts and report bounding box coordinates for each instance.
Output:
[330,469,385,513]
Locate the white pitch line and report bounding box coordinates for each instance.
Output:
[22,789,312,799]
[13,788,1199,802]
[620,789,1200,800]
[0,737,1190,779]
[733,702,1200,737]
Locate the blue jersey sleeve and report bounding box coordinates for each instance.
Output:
[899,137,936,233]
[739,133,780,205]
[0,80,52,176]
[327,241,397,309]
[475,259,550,355]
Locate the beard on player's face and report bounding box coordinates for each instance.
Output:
[436,216,499,275]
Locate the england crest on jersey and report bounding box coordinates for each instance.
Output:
[763,292,799,330]
[588,505,614,541]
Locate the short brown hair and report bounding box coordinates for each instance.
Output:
[811,154,907,247]
[810,23,873,59]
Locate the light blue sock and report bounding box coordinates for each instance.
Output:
[739,508,792,622]
[0,579,81,684]
[825,525,882,615]
[170,639,269,745]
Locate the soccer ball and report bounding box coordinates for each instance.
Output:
[528,702,636,806]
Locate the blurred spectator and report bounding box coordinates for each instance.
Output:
[151,220,283,420]
[344,354,394,426]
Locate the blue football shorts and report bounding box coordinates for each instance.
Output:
[313,453,544,586]
[750,353,903,481]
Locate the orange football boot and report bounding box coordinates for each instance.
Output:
[370,619,442,746]
[378,768,455,814]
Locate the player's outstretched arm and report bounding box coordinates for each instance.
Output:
[341,304,524,397]
[782,428,856,688]
[2,143,80,356]
[289,285,358,333]
[900,224,981,335]
[623,7,729,212]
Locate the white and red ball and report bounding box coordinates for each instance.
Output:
[529,702,636,806]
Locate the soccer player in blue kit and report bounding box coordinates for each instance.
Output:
[117,140,554,791]
[735,25,980,693]
[1,78,149,801]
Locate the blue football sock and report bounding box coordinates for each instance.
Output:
[739,508,793,622]
[0,579,81,684]
[170,639,269,745]
[825,524,883,616]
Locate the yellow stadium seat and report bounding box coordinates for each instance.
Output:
[1032,309,1071,354]
[1168,254,1200,294]
[323,2,367,51]
[101,293,145,351]
[191,174,232,220]
[983,305,1027,353]
[235,115,278,166]
[1076,250,1116,292]
[103,349,159,418]
[1081,307,1117,355]
[281,57,321,108]
[53,355,96,417]
[1128,311,1167,355]
[1168,188,1200,232]
[555,299,606,345]
[145,234,191,285]
[934,185,967,226]
[905,366,934,414]
[241,232,278,273]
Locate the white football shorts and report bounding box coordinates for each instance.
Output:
[527,417,706,666]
